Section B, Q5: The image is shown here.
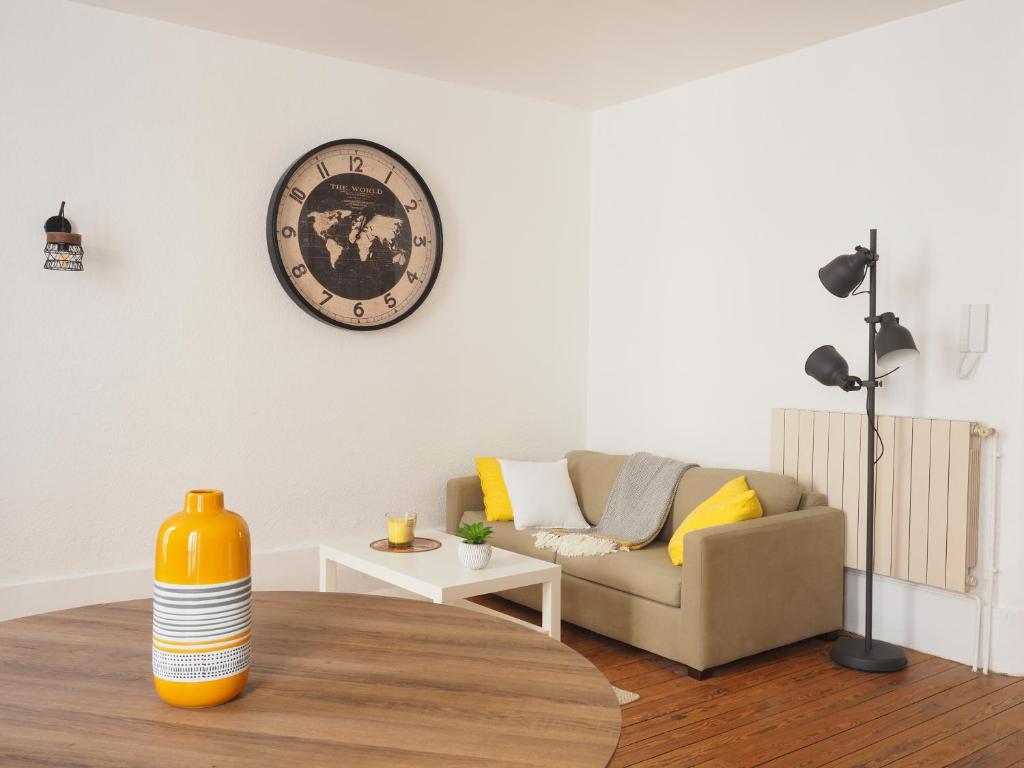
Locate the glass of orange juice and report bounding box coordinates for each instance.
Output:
[386,513,417,548]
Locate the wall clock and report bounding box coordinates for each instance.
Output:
[266,139,442,330]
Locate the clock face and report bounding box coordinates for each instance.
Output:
[266,139,442,330]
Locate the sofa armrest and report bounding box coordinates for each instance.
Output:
[446,475,484,533]
[679,506,844,671]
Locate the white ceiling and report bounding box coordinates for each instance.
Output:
[71,0,960,108]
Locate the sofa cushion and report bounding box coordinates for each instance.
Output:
[565,450,627,525]
[659,467,802,541]
[557,543,681,607]
[458,511,556,562]
[500,458,589,530]
[667,487,763,566]
[476,457,514,522]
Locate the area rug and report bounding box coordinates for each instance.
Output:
[612,686,639,705]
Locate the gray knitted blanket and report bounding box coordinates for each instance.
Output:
[534,452,694,557]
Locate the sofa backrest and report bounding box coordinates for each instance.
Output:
[565,450,627,525]
[565,450,805,540]
[663,467,803,540]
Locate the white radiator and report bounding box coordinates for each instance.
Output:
[770,408,982,593]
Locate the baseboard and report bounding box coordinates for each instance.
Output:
[843,569,1023,675]
[0,546,321,622]
[991,605,1024,676]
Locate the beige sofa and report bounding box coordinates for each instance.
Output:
[446,450,845,678]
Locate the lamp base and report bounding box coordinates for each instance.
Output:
[830,636,907,672]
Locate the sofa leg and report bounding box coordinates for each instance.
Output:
[818,631,840,642]
[686,665,710,681]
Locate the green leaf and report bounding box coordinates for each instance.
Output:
[456,521,493,545]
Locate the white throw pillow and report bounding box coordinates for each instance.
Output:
[499,458,591,531]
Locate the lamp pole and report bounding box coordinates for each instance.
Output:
[864,228,877,652]
[829,228,908,672]
[808,228,916,672]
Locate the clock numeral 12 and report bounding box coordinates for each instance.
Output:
[349,156,363,172]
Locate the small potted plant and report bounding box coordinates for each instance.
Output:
[455,522,494,569]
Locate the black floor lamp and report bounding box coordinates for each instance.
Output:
[804,229,919,673]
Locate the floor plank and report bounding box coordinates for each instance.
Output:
[822,684,1024,768]
[947,730,1024,767]
[473,596,1024,768]
[620,658,961,768]
[757,673,1019,768]
[883,706,1023,767]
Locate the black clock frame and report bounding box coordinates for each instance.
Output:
[266,138,443,331]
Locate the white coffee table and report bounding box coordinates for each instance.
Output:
[318,528,562,640]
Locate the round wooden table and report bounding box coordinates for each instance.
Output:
[0,592,620,767]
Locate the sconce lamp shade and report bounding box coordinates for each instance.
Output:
[805,345,853,388]
[43,201,84,272]
[876,312,919,369]
[44,232,84,271]
[818,248,872,298]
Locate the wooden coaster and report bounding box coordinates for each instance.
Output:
[369,537,442,553]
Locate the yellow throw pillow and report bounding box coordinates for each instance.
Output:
[699,474,749,507]
[476,457,514,522]
[668,478,763,566]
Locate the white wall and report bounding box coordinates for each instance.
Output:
[0,0,590,612]
[589,0,1024,673]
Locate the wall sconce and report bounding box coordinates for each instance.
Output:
[43,201,84,271]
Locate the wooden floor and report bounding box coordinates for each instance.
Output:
[475,596,1024,768]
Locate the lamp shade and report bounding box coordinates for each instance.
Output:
[818,248,872,298]
[43,201,84,272]
[875,312,919,369]
[805,345,853,388]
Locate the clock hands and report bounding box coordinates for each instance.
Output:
[353,209,371,244]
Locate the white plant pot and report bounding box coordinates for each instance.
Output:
[458,541,492,570]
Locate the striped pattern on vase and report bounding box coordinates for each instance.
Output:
[152,575,252,684]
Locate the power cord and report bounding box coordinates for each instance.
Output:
[872,419,885,465]
[869,366,900,465]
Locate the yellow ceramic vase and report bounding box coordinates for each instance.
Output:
[152,489,252,708]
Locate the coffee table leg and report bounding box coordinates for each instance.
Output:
[319,551,337,593]
[541,578,561,641]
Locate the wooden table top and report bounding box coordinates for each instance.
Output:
[0,591,620,767]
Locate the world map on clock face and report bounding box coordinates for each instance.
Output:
[267,139,443,331]
[299,174,412,301]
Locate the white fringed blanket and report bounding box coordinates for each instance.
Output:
[534,452,694,557]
